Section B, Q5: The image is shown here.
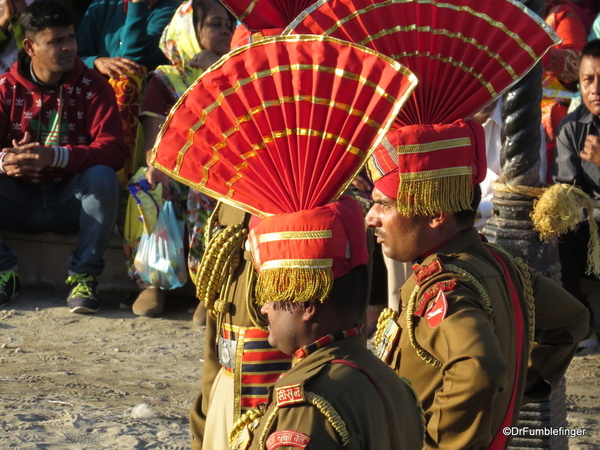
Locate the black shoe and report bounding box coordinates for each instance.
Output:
[0,270,20,308]
[66,274,99,314]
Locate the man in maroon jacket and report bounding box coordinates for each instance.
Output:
[0,1,127,312]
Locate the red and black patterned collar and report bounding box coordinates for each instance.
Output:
[292,325,363,366]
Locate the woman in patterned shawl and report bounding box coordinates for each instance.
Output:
[128,0,234,318]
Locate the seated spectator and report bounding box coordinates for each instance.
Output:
[553,38,600,350]
[541,0,588,183]
[127,0,233,318]
[1,0,73,73]
[76,0,179,186]
[0,1,127,312]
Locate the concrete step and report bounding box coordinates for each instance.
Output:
[1,229,137,292]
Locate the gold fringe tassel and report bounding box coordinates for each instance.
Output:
[397,174,473,216]
[532,183,600,277]
[255,267,333,306]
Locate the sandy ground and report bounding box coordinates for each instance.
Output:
[1,286,599,449]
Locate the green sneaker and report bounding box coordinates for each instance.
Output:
[66,274,99,314]
[0,270,20,308]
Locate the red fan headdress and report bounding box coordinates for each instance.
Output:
[284,0,560,215]
[222,0,318,31]
[151,35,418,304]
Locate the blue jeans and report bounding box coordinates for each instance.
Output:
[0,165,120,276]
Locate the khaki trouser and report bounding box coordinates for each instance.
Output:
[203,368,235,450]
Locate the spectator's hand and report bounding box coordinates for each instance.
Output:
[1,0,27,32]
[351,175,371,193]
[189,50,220,71]
[4,141,54,179]
[580,135,600,167]
[94,56,143,79]
[146,165,171,198]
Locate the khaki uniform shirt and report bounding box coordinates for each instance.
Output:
[381,228,588,450]
[244,334,424,450]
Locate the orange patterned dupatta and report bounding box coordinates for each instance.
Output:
[109,69,147,187]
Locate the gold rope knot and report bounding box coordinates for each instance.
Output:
[491,181,600,278]
[531,183,600,277]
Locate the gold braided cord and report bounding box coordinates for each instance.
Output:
[491,180,547,198]
[445,264,493,315]
[397,171,473,216]
[373,307,399,349]
[258,405,280,449]
[229,406,264,450]
[529,183,600,277]
[255,267,334,305]
[485,244,536,350]
[305,392,350,446]
[397,137,472,154]
[406,284,442,367]
[194,224,248,311]
[494,178,598,276]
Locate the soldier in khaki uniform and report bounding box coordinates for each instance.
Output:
[232,243,424,450]
[366,121,589,449]
[189,202,291,450]
[150,34,419,450]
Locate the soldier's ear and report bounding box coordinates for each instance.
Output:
[429,212,447,229]
[302,302,317,322]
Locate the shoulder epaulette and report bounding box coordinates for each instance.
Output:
[413,257,445,286]
[260,386,350,448]
[414,280,457,317]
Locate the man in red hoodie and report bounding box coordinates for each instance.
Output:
[0,1,127,312]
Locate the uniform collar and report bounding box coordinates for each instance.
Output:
[292,325,363,366]
[414,227,483,265]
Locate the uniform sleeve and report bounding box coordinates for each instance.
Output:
[524,272,589,402]
[417,281,509,450]
[252,404,344,450]
[117,0,177,69]
[62,76,127,173]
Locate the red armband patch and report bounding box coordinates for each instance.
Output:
[425,290,448,328]
[266,431,311,449]
[414,280,457,316]
[414,258,444,286]
[275,384,305,407]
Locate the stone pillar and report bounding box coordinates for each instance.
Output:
[482,0,568,448]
